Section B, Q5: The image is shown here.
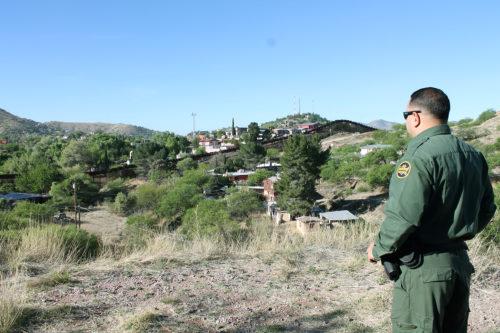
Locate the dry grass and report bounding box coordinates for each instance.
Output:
[8,227,78,270]
[0,277,27,333]
[468,237,500,286]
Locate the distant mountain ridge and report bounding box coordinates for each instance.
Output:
[0,108,156,138]
[366,119,399,130]
[46,121,156,137]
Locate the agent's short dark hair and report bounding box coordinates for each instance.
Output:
[410,87,450,121]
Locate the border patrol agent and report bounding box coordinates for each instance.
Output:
[367,87,496,332]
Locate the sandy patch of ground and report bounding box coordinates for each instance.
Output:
[80,208,126,244]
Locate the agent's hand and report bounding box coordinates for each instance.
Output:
[367,241,377,263]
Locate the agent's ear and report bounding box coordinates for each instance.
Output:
[415,112,422,127]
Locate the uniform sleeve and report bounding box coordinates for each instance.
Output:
[477,154,497,232]
[372,156,433,260]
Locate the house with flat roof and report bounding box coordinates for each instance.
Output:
[319,210,359,226]
[360,144,392,157]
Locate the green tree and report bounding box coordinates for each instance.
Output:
[238,142,266,169]
[59,140,94,170]
[49,172,100,207]
[15,158,61,193]
[266,148,281,161]
[247,169,274,186]
[275,135,327,216]
[246,122,260,143]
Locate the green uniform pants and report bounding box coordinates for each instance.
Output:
[391,250,474,333]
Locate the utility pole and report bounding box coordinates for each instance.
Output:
[191,113,197,137]
[298,98,301,115]
[72,182,78,228]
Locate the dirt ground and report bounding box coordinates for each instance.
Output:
[80,208,126,244]
[19,242,499,333]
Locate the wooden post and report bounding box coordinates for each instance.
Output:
[72,182,78,228]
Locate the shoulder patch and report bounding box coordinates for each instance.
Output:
[396,161,411,178]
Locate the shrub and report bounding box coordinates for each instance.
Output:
[225,190,264,220]
[454,127,482,141]
[365,164,394,188]
[176,157,198,173]
[126,213,159,230]
[180,200,240,238]
[480,183,500,245]
[113,192,135,216]
[100,178,127,200]
[130,183,168,212]
[12,201,56,222]
[473,109,496,125]
[247,169,274,186]
[0,212,28,231]
[156,184,203,227]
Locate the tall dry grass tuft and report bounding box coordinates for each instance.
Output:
[0,277,27,333]
[8,225,100,270]
[468,237,500,286]
[9,227,69,269]
[304,220,378,250]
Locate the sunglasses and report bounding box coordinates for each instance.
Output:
[403,110,421,119]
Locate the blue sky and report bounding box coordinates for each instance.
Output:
[1,1,499,134]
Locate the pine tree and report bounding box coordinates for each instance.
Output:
[275,134,327,216]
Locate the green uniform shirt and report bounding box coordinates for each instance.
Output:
[373,124,496,260]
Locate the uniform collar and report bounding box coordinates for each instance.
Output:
[408,124,451,151]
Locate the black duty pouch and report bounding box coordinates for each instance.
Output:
[382,259,401,281]
[399,250,423,269]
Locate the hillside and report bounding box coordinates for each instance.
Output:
[0,108,156,138]
[366,119,398,130]
[261,112,330,129]
[0,108,54,137]
[45,121,156,137]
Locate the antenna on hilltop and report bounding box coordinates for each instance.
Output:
[298,98,301,115]
[191,113,197,136]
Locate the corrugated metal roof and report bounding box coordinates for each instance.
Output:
[0,193,50,201]
[319,210,358,221]
[360,144,392,149]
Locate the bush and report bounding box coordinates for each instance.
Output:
[225,190,264,220]
[100,178,127,200]
[180,200,240,238]
[0,212,28,231]
[177,157,198,173]
[365,164,394,188]
[473,109,496,126]
[55,225,101,259]
[480,183,500,245]
[113,192,135,216]
[130,183,168,212]
[156,183,203,227]
[247,169,274,186]
[12,201,56,222]
[126,213,159,230]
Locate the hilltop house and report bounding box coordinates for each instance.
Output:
[199,138,221,153]
[297,122,319,132]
